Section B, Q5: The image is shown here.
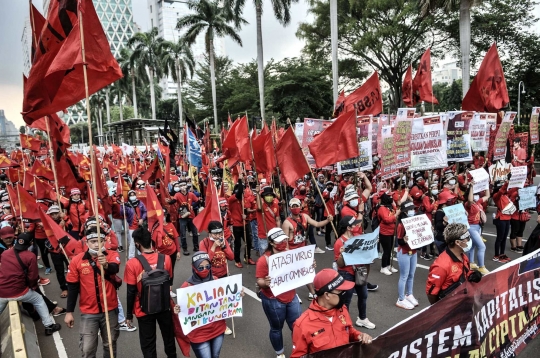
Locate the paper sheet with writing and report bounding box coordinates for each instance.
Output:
[401,214,434,249]
[508,166,527,189]
[268,245,316,296]
[518,186,536,210]
[443,204,470,229]
[341,227,380,266]
[176,274,243,335]
[469,168,490,193]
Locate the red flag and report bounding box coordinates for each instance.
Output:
[462,43,509,112]
[412,48,438,104]
[34,177,58,203]
[0,155,20,169]
[222,116,250,163]
[29,114,71,145]
[158,140,171,187]
[15,184,40,221]
[333,90,345,117]
[193,178,220,233]
[275,127,310,187]
[140,157,163,183]
[29,159,54,181]
[145,186,165,244]
[344,72,383,115]
[20,134,42,152]
[252,131,271,174]
[39,210,81,259]
[55,156,86,192]
[402,65,414,107]
[23,172,36,194]
[308,110,359,167]
[171,299,191,357]
[29,4,46,63]
[228,114,233,128]
[22,0,123,124]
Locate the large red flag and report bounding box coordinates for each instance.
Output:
[29,4,46,64]
[29,114,71,145]
[412,48,438,104]
[308,110,359,167]
[275,127,311,187]
[29,159,54,181]
[462,43,509,112]
[252,130,276,175]
[22,0,123,123]
[140,157,163,183]
[193,178,220,233]
[23,172,36,194]
[34,177,59,203]
[0,155,20,169]
[221,116,250,163]
[19,134,42,152]
[55,156,86,192]
[157,140,171,187]
[343,72,383,115]
[402,65,414,107]
[145,186,165,245]
[39,211,81,259]
[14,184,40,221]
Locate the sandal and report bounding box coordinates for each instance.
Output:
[60,290,68,298]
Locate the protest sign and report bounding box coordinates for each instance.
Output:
[341,227,379,266]
[393,108,415,169]
[295,122,304,144]
[371,116,379,155]
[446,111,473,162]
[268,245,316,296]
[470,113,487,152]
[530,107,540,145]
[443,203,470,229]
[409,115,447,171]
[518,186,536,210]
[380,125,399,180]
[176,274,243,335]
[337,115,372,173]
[493,112,516,161]
[482,113,497,151]
[508,166,527,189]
[488,160,512,182]
[469,168,490,193]
[401,214,434,250]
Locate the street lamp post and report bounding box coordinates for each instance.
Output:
[518,81,525,125]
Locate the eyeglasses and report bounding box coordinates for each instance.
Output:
[197,265,211,271]
[327,291,345,297]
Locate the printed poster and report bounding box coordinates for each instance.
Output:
[380,125,399,180]
[446,111,473,162]
[470,113,487,152]
[442,203,470,229]
[409,115,447,171]
[493,112,516,161]
[530,107,539,145]
[341,228,380,265]
[508,166,527,189]
[401,214,434,250]
[337,115,372,174]
[393,108,415,169]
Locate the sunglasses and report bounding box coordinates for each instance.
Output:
[197,265,211,271]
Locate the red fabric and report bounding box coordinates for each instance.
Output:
[333,235,354,275]
[333,90,345,117]
[22,0,123,124]
[19,134,41,152]
[426,250,471,297]
[55,156,86,192]
[0,155,20,169]
[412,48,438,104]
[222,116,250,163]
[0,250,38,298]
[227,195,245,227]
[29,114,71,146]
[171,298,191,357]
[67,201,88,232]
[123,253,173,318]
[322,190,335,216]
[343,72,383,115]
[275,127,310,187]
[193,179,220,232]
[308,110,359,168]
[34,177,58,203]
[493,183,512,220]
[29,4,46,63]
[13,184,40,221]
[252,127,276,175]
[286,215,309,250]
[377,205,397,236]
[66,251,120,314]
[465,198,485,225]
[462,43,509,112]
[173,191,198,219]
[39,210,81,258]
[256,200,280,238]
[145,186,168,252]
[199,237,234,278]
[256,251,296,303]
[402,64,414,107]
[163,222,180,254]
[397,223,415,254]
[158,140,171,187]
[140,158,163,183]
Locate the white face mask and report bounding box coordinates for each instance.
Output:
[461,239,473,253]
[349,199,359,207]
[448,179,456,185]
[174,187,181,192]
[431,190,439,196]
[87,246,106,256]
[129,196,137,202]
[407,210,415,217]
[473,195,479,201]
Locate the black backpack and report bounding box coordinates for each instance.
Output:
[135,254,171,315]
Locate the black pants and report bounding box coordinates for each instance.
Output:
[179,218,199,251]
[323,216,335,246]
[137,309,177,358]
[494,219,510,256]
[233,225,252,263]
[379,234,394,268]
[169,252,177,286]
[50,252,69,291]
[35,239,51,269]
[510,219,526,239]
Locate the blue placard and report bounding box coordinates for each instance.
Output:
[341,227,380,266]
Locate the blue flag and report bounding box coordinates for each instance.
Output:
[187,128,202,168]
[341,227,380,266]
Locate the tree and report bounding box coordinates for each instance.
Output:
[117,47,143,118]
[127,28,165,120]
[177,0,247,131]
[160,38,196,133]
[89,90,107,145]
[110,106,135,123]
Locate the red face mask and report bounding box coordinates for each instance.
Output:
[197,269,211,279]
[274,241,288,252]
[291,207,301,215]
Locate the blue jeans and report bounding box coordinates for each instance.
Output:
[191,334,224,358]
[397,251,417,301]
[250,220,259,251]
[0,289,54,327]
[338,270,368,320]
[468,224,486,267]
[260,294,301,354]
[258,238,268,256]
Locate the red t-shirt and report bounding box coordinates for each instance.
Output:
[255,251,296,303]
[334,235,354,276]
[286,215,308,250]
[160,222,180,255]
[123,253,173,318]
[397,223,415,254]
[228,195,246,227]
[256,200,280,239]
[464,198,485,225]
[199,237,234,278]
[377,206,397,236]
[66,251,120,314]
[173,191,199,219]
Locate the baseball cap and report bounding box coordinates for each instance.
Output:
[267,227,288,243]
[314,269,355,295]
[260,186,275,197]
[339,215,362,228]
[70,188,81,196]
[46,205,61,214]
[14,233,33,250]
[0,226,15,239]
[289,198,301,207]
[400,200,415,212]
[208,221,224,234]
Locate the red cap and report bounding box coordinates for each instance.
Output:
[314,269,355,294]
[0,226,15,239]
[410,186,423,199]
[437,190,456,205]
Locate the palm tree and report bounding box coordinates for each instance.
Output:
[127,28,165,120]
[160,38,196,133]
[177,0,247,131]
[89,90,106,145]
[112,77,131,122]
[229,0,297,120]
[117,47,144,118]
[419,0,483,99]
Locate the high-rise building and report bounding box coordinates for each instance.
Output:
[147,0,226,99]
[21,17,32,77]
[0,110,23,149]
[433,61,462,86]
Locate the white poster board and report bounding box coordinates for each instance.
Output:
[401,214,434,249]
[469,168,490,193]
[508,166,528,189]
[268,245,316,296]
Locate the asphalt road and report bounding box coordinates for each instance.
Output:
[35,205,540,358]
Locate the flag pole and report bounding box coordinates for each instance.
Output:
[78,6,114,357]
[15,185,25,232]
[270,117,289,216]
[45,116,65,209]
[286,119,338,238]
[248,121,269,239]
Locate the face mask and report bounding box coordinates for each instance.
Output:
[197,269,211,279]
[71,197,80,202]
[129,196,137,202]
[220,209,226,216]
[349,199,358,207]
[407,210,415,217]
[461,239,473,253]
[103,170,108,175]
[174,187,181,192]
[88,246,106,256]
[249,182,256,189]
[431,190,439,196]
[264,196,274,204]
[333,291,346,310]
[299,190,307,195]
[327,186,334,192]
[448,179,456,185]
[473,195,479,201]
[291,207,301,215]
[273,241,287,252]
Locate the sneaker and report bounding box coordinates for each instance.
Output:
[478,266,490,275]
[234,262,243,268]
[388,266,398,273]
[355,317,376,329]
[405,294,419,307]
[45,323,61,336]
[45,268,52,275]
[510,247,518,252]
[367,283,378,291]
[421,253,432,261]
[52,308,67,317]
[37,263,44,269]
[515,246,524,253]
[225,327,233,335]
[396,299,414,310]
[245,258,256,265]
[183,250,190,256]
[277,354,286,358]
[481,236,487,242]
[380,267,392,276]
[308,293,316,300]
[118,246,124,253]
[118,322,137,332]
[317,231,322,236]
[492,255,500,262]
[170,291,177,298]
[499,254,512,263]
[314,247,325,254]
[38,278,50,286]
[325,246,334,251]
[470,263,478,270]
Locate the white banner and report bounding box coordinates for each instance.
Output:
[268,245,316,296]
[176,274,243,335]
[518,187,537,210]
[469,168,490,193]
[409,115,447,171]
[401,214,434,249]
[470,113,487,152]
[508,166,528,189]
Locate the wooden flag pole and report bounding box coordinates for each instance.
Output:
[78,7,114,358]
[45,116,65,210]
[248,122,269,239]
[270,117,289,216]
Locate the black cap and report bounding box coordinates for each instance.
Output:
[14,233,33,250]
[260,186,275,197]
[400,200,415,212]
[207,221,224,234]
[339,215,362,228]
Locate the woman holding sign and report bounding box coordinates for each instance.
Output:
[395,201,419,310]
[464,183,490,275]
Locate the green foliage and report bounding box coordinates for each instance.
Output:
[110,106,135,123]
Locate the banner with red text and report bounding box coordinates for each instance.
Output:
[446,111,473,162]
[393,108,415,169]
[530,108,540,145]
[409,115,447,172]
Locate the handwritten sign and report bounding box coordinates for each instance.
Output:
[469,168,490,193]
[518,186,537,210]
[401,214,434,250]
[489,160,512,182]
[530,107,539,145]
[176,274,243,335]
[443,204,470,229]
[508,166,527,189]
[268,245,316,296]
[341,227,380,266]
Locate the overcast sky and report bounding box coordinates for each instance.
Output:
[0,0,311,128]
